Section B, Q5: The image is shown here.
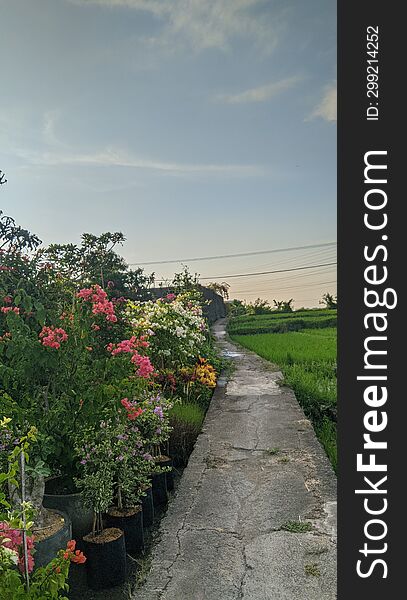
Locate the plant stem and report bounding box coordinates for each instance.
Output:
[20,452,30,592]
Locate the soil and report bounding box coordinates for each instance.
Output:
[83,527,123,544]
[107,506,141,518]
[154,455,170,463]
[33,509,66,542]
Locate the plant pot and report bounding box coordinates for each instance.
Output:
[43,479,93,543]
[151,472,168,507]
[82,527,126,590]
[140,485,154,528]
[161,456,174,491]
[106,506,144,556]
[153,454,174,494]
[33,509,72,569]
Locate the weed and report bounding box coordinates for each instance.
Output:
[265,447,280,455]
[280,520,313,533]
[305,563,321,577]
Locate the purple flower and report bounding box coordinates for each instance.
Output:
[116,455,124,461]
[143,453,153,461]
[80,459,87,465]
[154,406,164,420]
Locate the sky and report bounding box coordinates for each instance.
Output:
[0,0,336,307]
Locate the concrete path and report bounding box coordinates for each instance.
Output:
[136,319,337,600]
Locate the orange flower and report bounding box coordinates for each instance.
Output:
[71,549,86,564]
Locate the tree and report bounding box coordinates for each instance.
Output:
[0,211,42,253]
[206,281,230,300]
[273,298,294,312]
[247,298,272,315]
[38,232,154,300]
[320,292,337,309]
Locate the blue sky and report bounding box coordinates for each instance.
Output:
[0,0,336,306]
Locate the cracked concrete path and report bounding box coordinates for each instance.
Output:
[136,319,337,600]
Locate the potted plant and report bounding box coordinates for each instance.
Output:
[75,422,126,591]
[0,418,86,599]
[124,394,173,507]
[103,417,152,556]
[1,418,72,570]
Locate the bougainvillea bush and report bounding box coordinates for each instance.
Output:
[126,293,208,369]
[1,213,221,588]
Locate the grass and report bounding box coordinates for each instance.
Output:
[265,447,280,455]
[280,520,313,533]
[170,402,206,427]
[169,402,206,466]
[305,563,321,577]
[230,313,337,472]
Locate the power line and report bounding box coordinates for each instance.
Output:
[130,241,336,266]
[232,279,337,294]
[154,261,337,282]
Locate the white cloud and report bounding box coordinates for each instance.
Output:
[308,82,337,122]
[68,0,282,54]
[11,145,262,177]
[1,109,263,177]
[217,76,302,105]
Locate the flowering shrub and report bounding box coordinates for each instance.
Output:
[0,523,35,573]
[0,539,86,599]
[194,358,217,388]
[0,419,86,599]
[126,292,207,369]
[77,285,117,323]
[1,215,221,586]
[39,326,68,350]
[75,417,154,532]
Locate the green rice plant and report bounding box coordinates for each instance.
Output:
[232,330,337,365]
[228,314,337,336]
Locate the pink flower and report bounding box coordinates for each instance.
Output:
[0,522,35,573]
[77,285,118,323]
[3,296,12,304]
[39,326,68,349]
[131,353,155,378]
[1,306,20,315]
[166,293,176,301]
